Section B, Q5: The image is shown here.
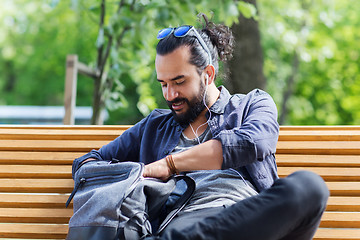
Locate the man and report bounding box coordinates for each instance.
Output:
[72,15,329,240]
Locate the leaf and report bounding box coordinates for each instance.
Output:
[238,1,257,19]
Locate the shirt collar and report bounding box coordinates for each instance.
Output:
[209,85,231,114]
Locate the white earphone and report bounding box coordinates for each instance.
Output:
[190,73,212,145]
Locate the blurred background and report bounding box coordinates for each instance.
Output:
[0,0,359,125]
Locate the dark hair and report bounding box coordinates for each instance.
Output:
[156,13,234,76]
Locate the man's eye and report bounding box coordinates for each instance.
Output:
[176,81,184,85]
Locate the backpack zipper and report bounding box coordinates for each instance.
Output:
[66,163,143,208]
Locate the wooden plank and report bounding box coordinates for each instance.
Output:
[0,151,82,165]
[1,179,359,196]
[0,125,132,130]
[276,141,360,155]
[0,129,125,140]
[327,182,360,196]
[0,193,71,208]
[0,208,72,224]
[0,140,109,152]
[276,154,360,167]
[280,125,360,131]
[320,212,360,228]
[278,167,360,181]
[314,228,360,240]
[0,223,68,239]
[0,165,72,179]
[0,179,73,193]
[326,197,360,211]
[0,226,357,240]
[2,210,359,233]
[63,54,78,125]
[3,194,357,212]
[279,130,360,141]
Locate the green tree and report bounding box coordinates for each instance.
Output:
[65,0,256,124]
[0,0,97,108]
[259,0,360,125]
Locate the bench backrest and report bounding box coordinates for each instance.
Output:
[0,125,359,239]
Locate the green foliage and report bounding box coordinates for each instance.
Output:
[2,0,359,125]
[0,0,96,107]
[64,0,254,124]
[260,0,360,125]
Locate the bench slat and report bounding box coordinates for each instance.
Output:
[1,208,359,228]
[280,126,360,131]
[276,154,360,167]
[0,140,109,152]
[278,167,360,181]
[0,151,83,165]
[314,228,360,240]
[1,225,360,240]
[327,182,360,196]
[0,208,72,224]
[321,212,360,228]
[0,193,357,212]
[0,125,132,130]
[326,197,360,211]
[1,179,359,196]
[0,165,72,178]
[277,141,360,154]
[0,129,124,140]
[0,179,73,193]
[0,193,70,208]
[279,130,360,141]
[0,223,67,239]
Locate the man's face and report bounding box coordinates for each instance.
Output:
[155,46,207,125]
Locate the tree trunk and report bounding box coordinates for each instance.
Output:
[4,61,16,92]
[279,52,299,125]
[91,77,103,125]
[226,0,266,94]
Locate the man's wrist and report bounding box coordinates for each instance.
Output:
[165,155,179,175]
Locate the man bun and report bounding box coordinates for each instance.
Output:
[199,13,234,62]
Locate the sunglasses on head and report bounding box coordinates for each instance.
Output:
[157,25,213,66]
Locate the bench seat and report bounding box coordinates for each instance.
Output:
[0,125,359,239]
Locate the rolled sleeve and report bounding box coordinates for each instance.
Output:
[213,89,279,170]
[215,130,257,169]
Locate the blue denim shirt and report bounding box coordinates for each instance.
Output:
[73,86,279,192]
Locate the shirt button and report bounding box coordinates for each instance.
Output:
[164,150,169,155]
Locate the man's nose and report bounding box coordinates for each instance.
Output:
[165,86,179,101]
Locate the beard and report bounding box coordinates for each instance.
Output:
[167,81,208,125]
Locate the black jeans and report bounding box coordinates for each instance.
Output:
[156,171,329,240]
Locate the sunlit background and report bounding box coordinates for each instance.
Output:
[0,0,359,125]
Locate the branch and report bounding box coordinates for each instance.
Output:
[117,0,126,13]
[96,0,106,70]
[99,35,113,79]
[98,0,134,86]
[116,26,130,49]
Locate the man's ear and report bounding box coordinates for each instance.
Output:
[204,65,216,85]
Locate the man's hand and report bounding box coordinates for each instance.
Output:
[143,158,171,181]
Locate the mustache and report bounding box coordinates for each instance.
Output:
[166,98,188,106]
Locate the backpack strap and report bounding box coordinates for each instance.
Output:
[156,175,196,235]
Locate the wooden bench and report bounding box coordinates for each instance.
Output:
[0,125,359,239]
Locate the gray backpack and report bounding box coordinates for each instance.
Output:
[66,160,195,240]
